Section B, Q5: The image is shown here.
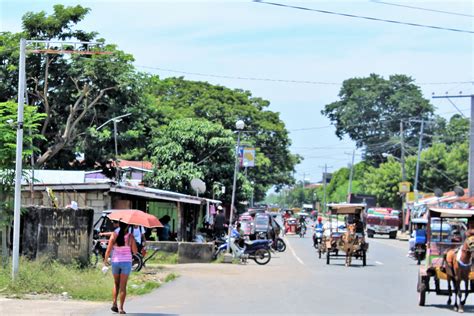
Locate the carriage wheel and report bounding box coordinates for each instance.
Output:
[418,287,426,306]
[362,250,367,267]
[326,249,330,265]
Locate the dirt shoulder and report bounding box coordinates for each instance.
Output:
[0,264,181,316]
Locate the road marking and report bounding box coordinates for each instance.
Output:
[375,261,384,265]
[284,237,305,265]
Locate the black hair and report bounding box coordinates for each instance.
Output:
[116,221,128,247]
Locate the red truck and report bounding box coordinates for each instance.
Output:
[365,208,400,239]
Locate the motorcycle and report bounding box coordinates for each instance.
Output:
[213,236,272,265]
[299,224,307,238]
[411,243,426,265]
[312,227,323,248]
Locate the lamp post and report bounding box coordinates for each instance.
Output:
[97,113,131,181]
[225,120,245,258]
[250,181,255,207]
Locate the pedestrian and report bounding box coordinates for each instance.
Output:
[214,206,226,238]
[130,225,146,254]
[104,221,138,314]
[159,215,171,241]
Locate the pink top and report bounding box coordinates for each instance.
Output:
[111,232,132,263]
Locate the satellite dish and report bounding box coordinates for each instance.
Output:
[191,178,206,195]
[434,188,443,198]
[453,186,465,197]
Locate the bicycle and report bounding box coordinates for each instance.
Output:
[133,245,161,272]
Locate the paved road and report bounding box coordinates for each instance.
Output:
[92,232,473,315]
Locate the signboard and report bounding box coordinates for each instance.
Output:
[323,172,332,184]
[399,181,411,193]
[240,147,256,167]
[406,191,434,203]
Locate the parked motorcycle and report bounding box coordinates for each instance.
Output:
[213,236,272,265]
[273,237,286,252]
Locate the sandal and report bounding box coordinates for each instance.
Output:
[119,311,126,314]
[111,305,119,313]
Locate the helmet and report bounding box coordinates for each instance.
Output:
[317,217,322,222]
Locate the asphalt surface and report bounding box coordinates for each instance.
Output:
[91,230,473,315]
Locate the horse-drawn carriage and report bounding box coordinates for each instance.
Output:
[417,207,474,312]
[321,203,369,267]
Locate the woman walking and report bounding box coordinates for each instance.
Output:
[104,221,138,314]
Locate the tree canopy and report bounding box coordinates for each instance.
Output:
[321,74,435,164]
[0,5,144,168]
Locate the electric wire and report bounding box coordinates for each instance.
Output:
[253,0,474,34]
[370,0,474,18]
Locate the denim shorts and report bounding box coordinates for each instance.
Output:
[111,261,132,275]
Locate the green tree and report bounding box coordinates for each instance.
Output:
[321,74,434,164]
[148,77,300,200]
[146,118,252,204]
[0,101,45,226]
[362,157,402,208]
[0,5,144,168]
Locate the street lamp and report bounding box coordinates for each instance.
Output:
[225,120,245,259]
[97,113,131,181]
[97,113,132,159]
[250,181,255,207]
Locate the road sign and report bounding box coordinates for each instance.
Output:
[240,147,255,167]
[399,181,411,193]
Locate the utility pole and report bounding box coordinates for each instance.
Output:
[347,150,355,202]
[433,94,474,196]
[414,119,425,203]
[12,39,111,279]
[400,121,407,232]
[321,164,332,214]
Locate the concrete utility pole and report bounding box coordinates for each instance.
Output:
[433,94,474,196]
[12,39,111,279]
[321,164,332,214]
[347,150,355,202]
[413,119,425,203]
[400,121,407,232]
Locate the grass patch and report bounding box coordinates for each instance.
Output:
[0,257,177,301]
[144,252,178,264]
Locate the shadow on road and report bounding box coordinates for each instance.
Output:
[123,313,178,316]
[428,304,473,313]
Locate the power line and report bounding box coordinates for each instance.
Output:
[253,0,474,34]
[370,0,474,18]
[136,64,473,87]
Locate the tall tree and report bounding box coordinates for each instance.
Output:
[321,74,435,165]
[148,77,300,199]
[0,5,143,168]
[146,118,254,204]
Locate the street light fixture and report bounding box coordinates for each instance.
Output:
[225,120,245,260]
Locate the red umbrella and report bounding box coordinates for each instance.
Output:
[107,209,163,228]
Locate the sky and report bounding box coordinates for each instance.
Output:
[1,0,473,183]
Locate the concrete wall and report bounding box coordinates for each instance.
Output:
[147,241,214,263]
[21,206,94,265]
[22,189,111,224]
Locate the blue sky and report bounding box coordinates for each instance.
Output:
[1,0,472,183]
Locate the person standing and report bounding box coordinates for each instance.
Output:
[159,215,171,241]
[104,221,138,314]
[214,206,226,238]
[130,225,146,254]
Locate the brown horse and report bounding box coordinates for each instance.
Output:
[340,224,358,267]
[444,235,474,313]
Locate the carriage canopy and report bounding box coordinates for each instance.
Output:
[327,203,366,215]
